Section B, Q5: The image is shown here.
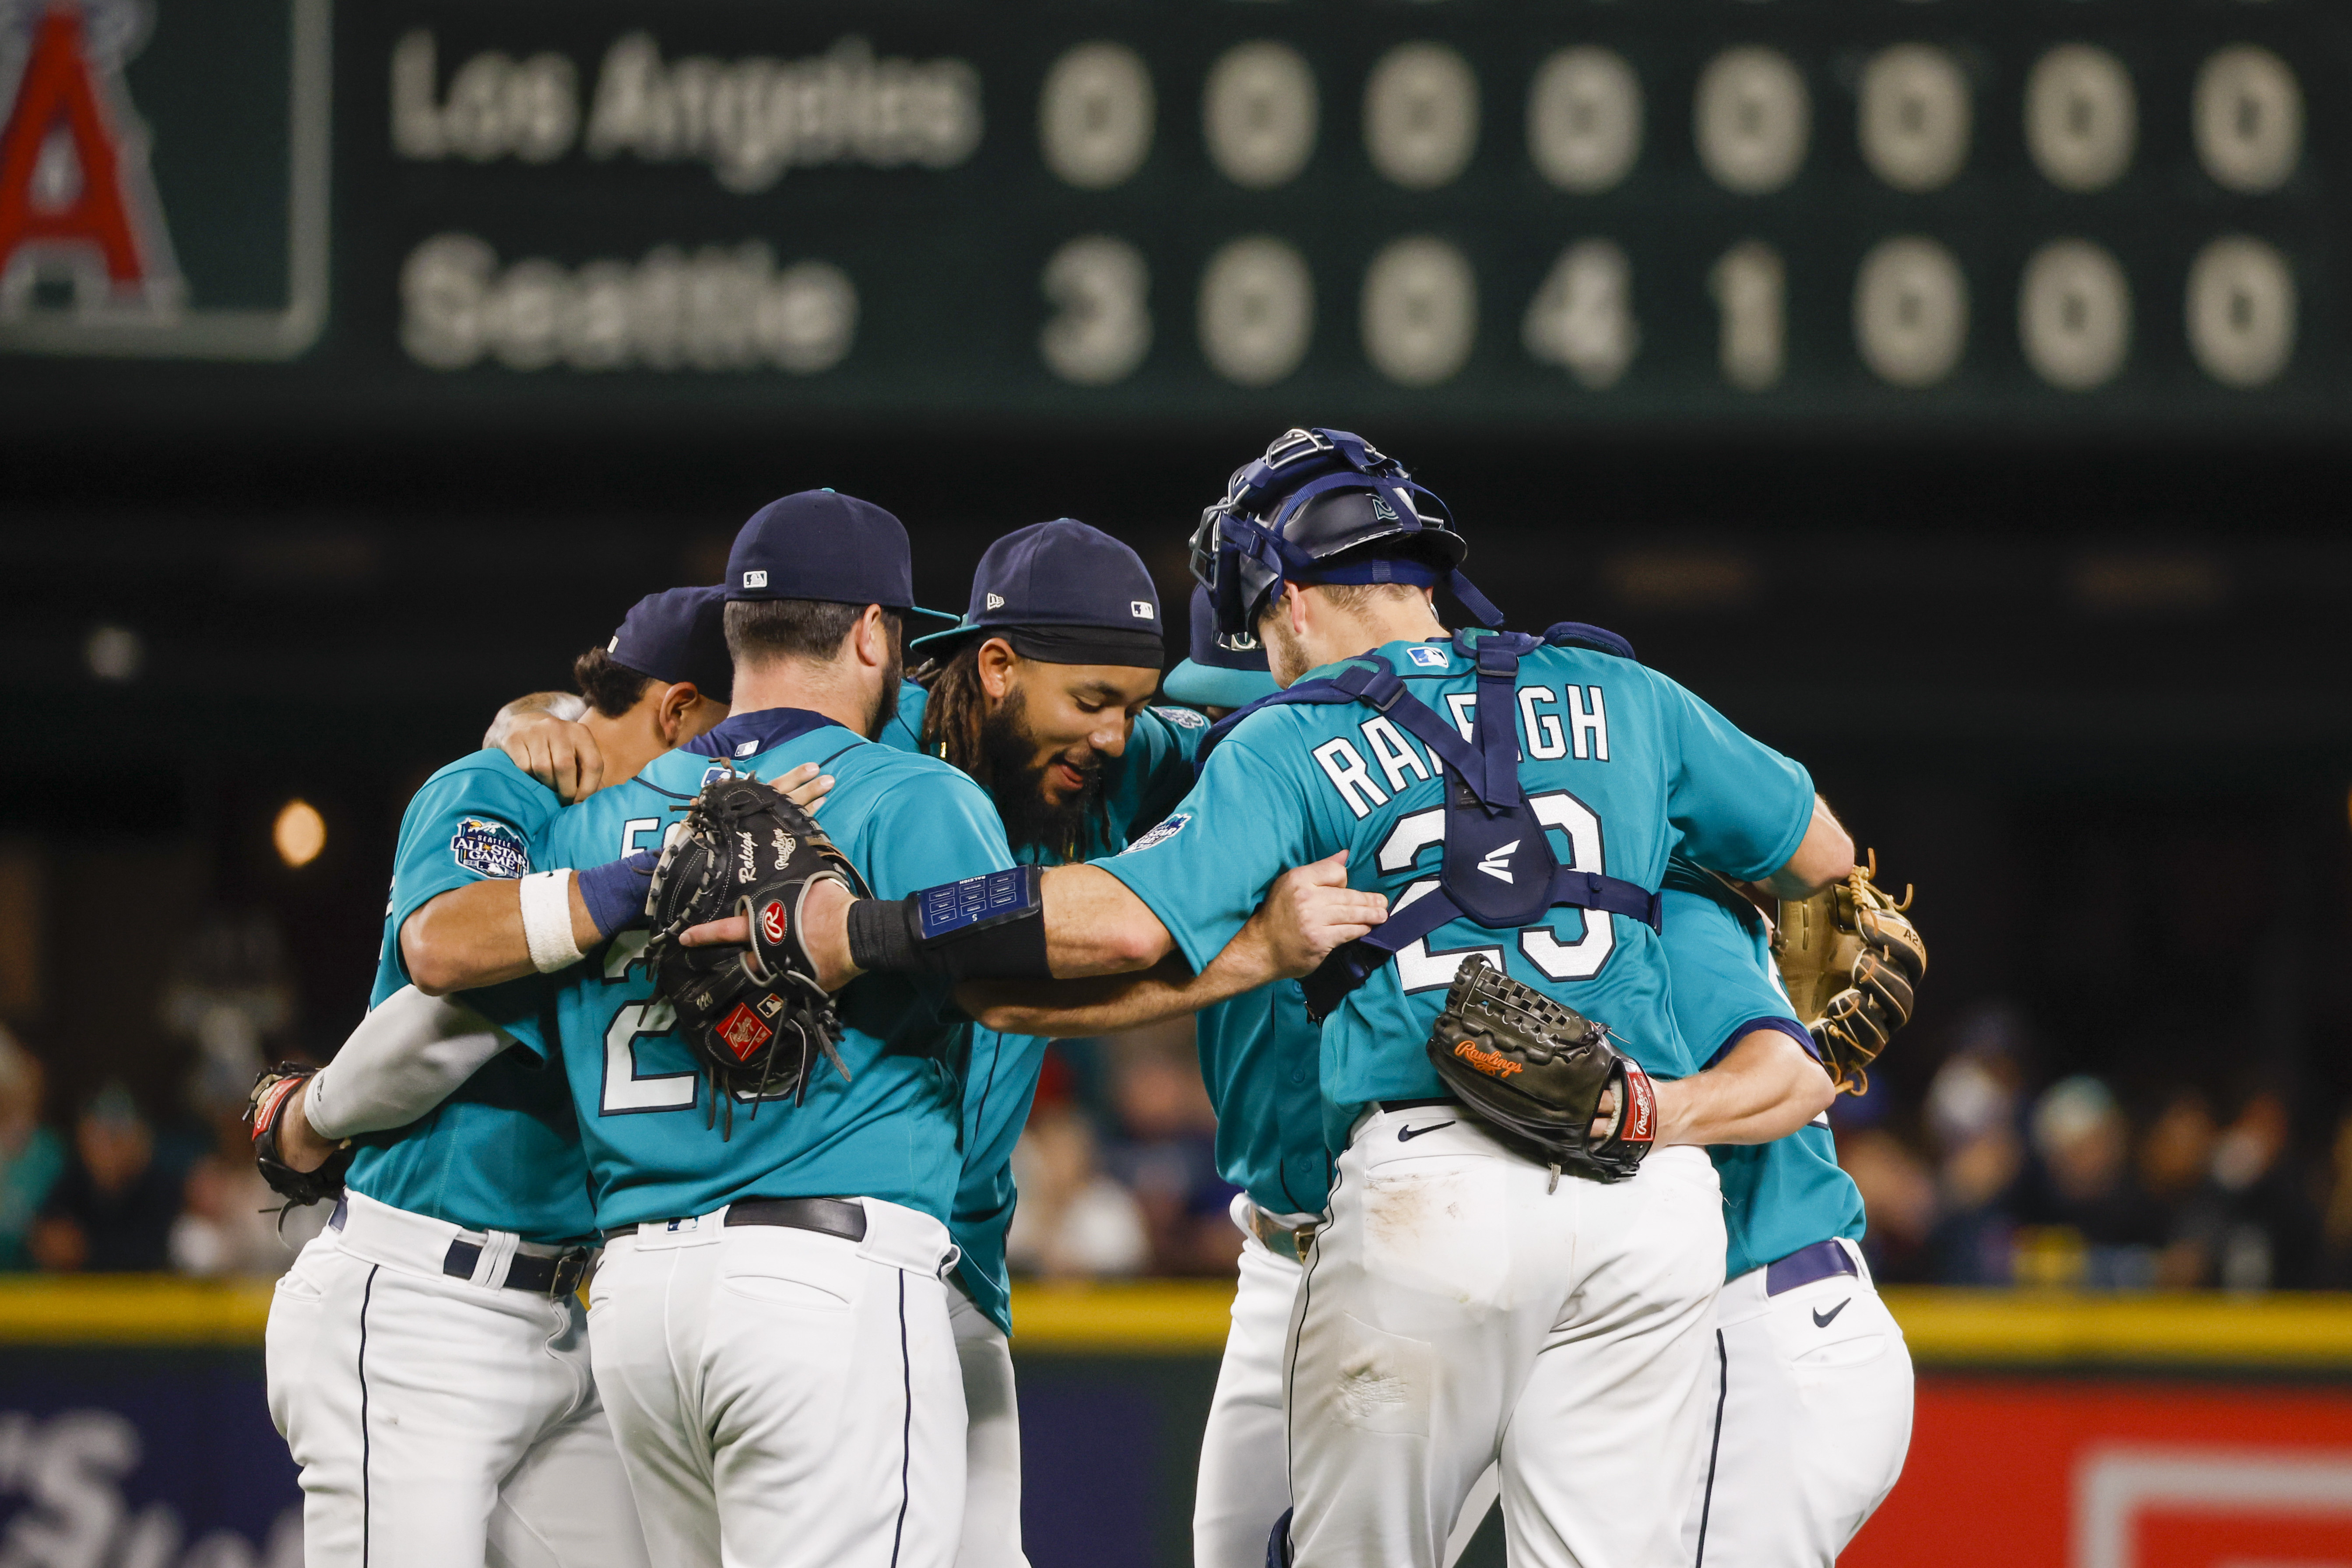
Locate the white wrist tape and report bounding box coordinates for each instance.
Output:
[520,870,587,973]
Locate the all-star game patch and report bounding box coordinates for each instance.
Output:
[1123,812,1191,853]
[450,816,531,880]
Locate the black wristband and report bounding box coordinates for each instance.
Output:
[846,868,1055,983]
[847,897,927,977]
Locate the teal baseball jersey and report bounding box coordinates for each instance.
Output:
[880,679,1208,1331]
[344,751,598,1247]
[1104,634,1814,1148]
[1658,870,1865,1279]
[1196,981,1329,1217]
[508,707,1014,1232]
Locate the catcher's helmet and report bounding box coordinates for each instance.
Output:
[1189,427,1502,638]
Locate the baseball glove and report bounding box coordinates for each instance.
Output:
[1426,956,1656,1187]
[246,1064,352,1207]
[1772,851,1927,1096]
[644,765,869,1130]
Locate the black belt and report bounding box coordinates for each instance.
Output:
[728,1196,867,1241]
[1763,1238,1858,1296]
[442,1241,592,1297]
[1377,1097,1455,1113]
[612,1196,868,1245]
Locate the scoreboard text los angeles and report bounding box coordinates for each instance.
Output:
[1,1,2344,432]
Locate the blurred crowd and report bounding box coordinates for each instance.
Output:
[4,976,2351,1292]
[1837,1006,2352,1291]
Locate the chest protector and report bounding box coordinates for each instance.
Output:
[1202,625,1663,1020]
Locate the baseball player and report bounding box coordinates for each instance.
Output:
[257,586,734,1568]
[1157,587,1334,1568]
[989,589,1853,1568]
[804,429,1856,1568]
[386,491,1026,1568]
[1667,858,1918,1564]
[882,518,1202,1568]
[1441,849,1921,1568]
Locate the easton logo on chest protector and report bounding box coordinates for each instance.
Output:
[450,817,529,879]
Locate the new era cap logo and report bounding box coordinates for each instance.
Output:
[743,570,769,589]
[1132,600,1153,619]
[986,593,1005,610]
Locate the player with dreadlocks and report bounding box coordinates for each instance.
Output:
[880,518,1220,1568]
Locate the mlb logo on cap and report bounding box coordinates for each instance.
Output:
[743,570,769,590]
[1132,601,1153,619]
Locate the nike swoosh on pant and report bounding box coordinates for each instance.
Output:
[1812,1299,1851,1328]
[1396,1122,1456,1142]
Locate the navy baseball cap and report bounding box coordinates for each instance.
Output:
[910,518,1165,666]
[606,586,733,700]
[726,490,956,625]
[1162,585,1280,709]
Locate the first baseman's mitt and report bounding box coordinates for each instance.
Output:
[1426,956,1656,1187]
[246,1064,352,1207]
[1772,851,1927,1096]
[644,765,869,1128]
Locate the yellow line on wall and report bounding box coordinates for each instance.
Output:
[0,1277,277,1344]
[0,1277,2348,1367]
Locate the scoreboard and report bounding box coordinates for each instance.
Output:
[1,0,2345,433]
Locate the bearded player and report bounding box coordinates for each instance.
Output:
[883,517,1204,1568]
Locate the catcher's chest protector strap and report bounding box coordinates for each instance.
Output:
[1203,629,1661,1019]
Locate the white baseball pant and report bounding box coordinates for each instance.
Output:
[1195,1203,1312,1568]
[586,1199,966,1568]
[1285,1109,1727,1568]
[265,1191,649,1568]
[949,1281,1030,1568]
[1682,1241,1914,1567]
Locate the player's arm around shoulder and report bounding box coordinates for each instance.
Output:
[1648,878,1835,1148]
[403,752,827,994]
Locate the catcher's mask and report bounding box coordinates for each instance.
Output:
[1188,427,1501,639]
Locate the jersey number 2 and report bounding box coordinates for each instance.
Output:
[600,932,696,1114]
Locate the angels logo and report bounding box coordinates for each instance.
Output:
[0,0,179,319]
[0,0,327,358]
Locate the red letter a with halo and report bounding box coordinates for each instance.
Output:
[0,1,181,316]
